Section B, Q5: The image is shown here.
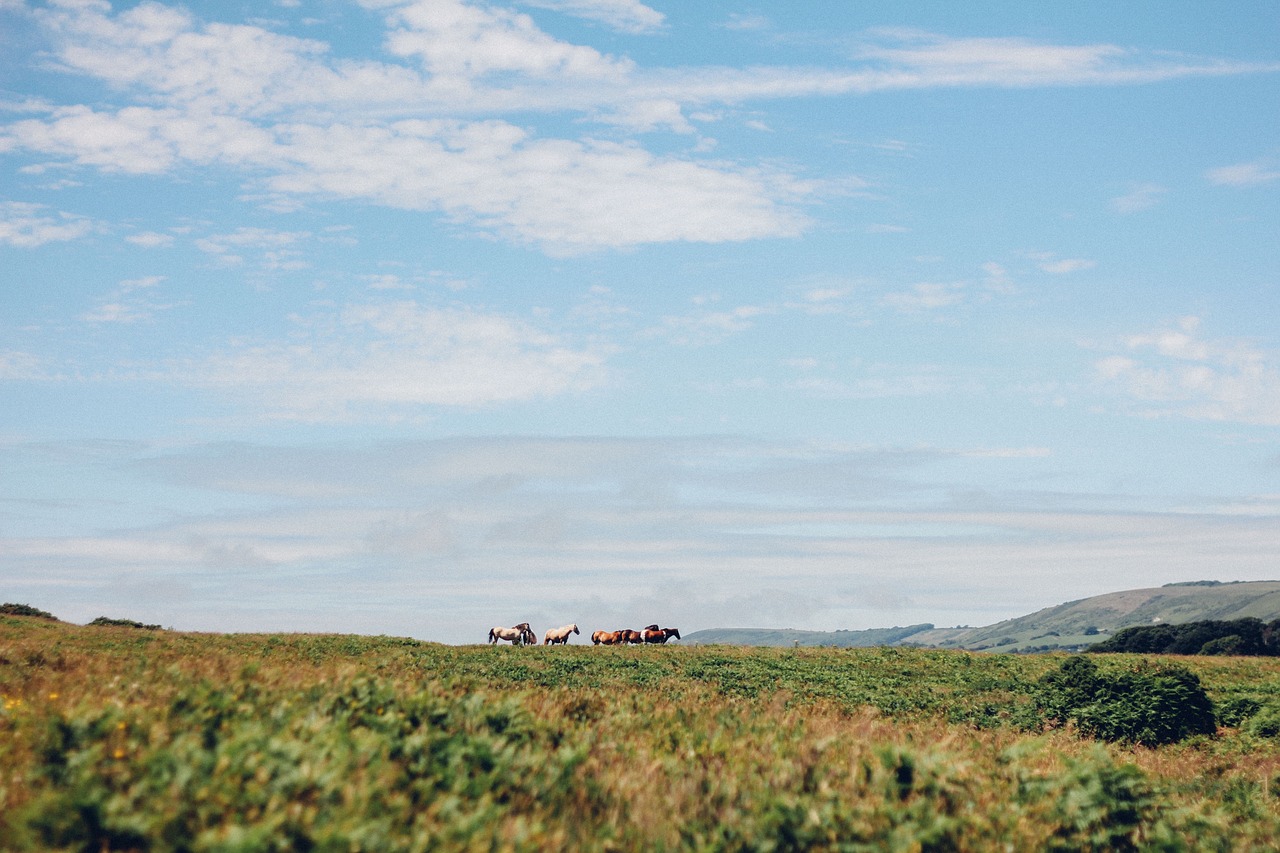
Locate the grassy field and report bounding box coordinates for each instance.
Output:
[6,616,1280,850]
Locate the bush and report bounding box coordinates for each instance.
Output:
[1246,706,1280,738]
[1035,656,1217,746]
[1217,696,1263,728]
[1,603,56,620]
[87,617,163,631]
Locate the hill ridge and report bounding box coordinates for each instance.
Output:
[684,580,1280,652]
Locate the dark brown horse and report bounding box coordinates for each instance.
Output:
[643,627,681,644]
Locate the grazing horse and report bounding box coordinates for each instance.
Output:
[592,630,624,645]
[489,622,535,645]
[620,629,644,644]
[544,624,579,645]
[643,627,681,644]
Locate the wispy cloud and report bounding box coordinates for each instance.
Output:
[1095,316,1280,425]
[0,201,95,247]
[1027,251,1095,274]
[649,303,769,346]
[1111,182,1166,213]
[3,3,1274,255]
[520,0,665,35]
[125,230,176,248]
[175,301,610,419]
[882,282,966,312]
[1207,159,1280,187]
[5,435,1277,639]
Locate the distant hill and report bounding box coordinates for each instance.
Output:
[684,624,934,648]
[684,580,1280,653]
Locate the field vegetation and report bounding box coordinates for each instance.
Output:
[6,613,1280,850]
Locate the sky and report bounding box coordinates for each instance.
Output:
[1,0,1278,644]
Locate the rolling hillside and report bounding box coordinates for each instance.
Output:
[685,580,1280,652]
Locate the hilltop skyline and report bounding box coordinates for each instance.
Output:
[2,0,1278,642]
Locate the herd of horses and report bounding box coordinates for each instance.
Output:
[487,622,680,646]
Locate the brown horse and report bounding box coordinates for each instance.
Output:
[592,629,624,645]
[643,627,681,644]
[544,624,579,645]
[620,629,643,644]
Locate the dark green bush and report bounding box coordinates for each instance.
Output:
[88,617,163,631]
[1,603,56,620]
[1246,706,1280,738]
[1035,656,1217,746]
[1217,696,1263,728]
[1090,618,1280,656]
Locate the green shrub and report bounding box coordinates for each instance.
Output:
[1035,656,1217,746]
[0,603,56,620]
[1246,706,1280,738]
[88,617,163,630]
[1216,696,1263,728]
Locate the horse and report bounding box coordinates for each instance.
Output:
[544,624,579,645]
[620,629,643,644]
[643,627,681,644]
[592,630,623,645]
[489,622,535,645]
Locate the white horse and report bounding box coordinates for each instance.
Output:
[489,622,535,645]
[544,624,579,645]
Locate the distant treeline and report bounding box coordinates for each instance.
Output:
[1089,617,1280,656]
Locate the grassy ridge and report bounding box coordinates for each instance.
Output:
[5,615,1280,849]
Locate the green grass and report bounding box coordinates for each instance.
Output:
[5,616,1280,850]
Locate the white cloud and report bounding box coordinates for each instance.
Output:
[120,275,165,292]
[882,282,966,311]
[125,230,175,247]
[1038,258,1095,275]
[0,350,47,381]
[367,0,634,80]
[195,227,310,269]
[650,304,768,346]
[722,13,770,32]
[181,301,609,418]
[1207,160,1280,187]
[854,29,1275,88]
[4,3,1275,256]
[1111,182,1166,213]
[0,201,95,247]
[264,120,811,252]
[82,302,153,324]
[520,0,664,35]
[1095,317,1280,425]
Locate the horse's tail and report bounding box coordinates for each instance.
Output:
[488,628,495,643]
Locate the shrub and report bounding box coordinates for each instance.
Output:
[1217,696,1263,728]
[1246,706,1280,738]
[87,617,163,631]
[1035,656,1217,746]
[0,603,56,620]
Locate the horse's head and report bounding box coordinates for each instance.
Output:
[572,624,580,634]
[666,628,681,640]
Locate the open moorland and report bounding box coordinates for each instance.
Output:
[6,615,1280,850]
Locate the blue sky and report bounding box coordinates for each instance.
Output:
[2,0,1278,643]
